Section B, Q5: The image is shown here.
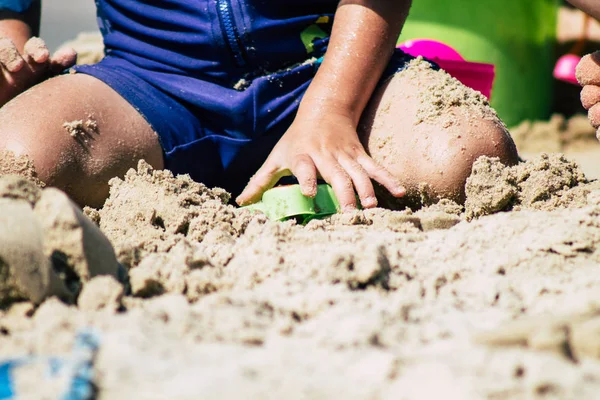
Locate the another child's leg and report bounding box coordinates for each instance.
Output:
[0,73,164,207]
[577,51,600,138]
[359,61,519,208]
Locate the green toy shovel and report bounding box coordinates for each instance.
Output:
[242,184,343,223]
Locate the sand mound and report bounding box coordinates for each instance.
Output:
[2,155,600,398]
[465,153,590,219]
[0,175,121,307]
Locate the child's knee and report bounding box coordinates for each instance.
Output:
[428,114,518,203]
[360,67,518,208]
[0,101,72,186]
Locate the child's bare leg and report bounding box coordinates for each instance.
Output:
[360,63,519,208]
[0,73,164,207]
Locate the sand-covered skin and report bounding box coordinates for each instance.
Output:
[0,38,24,72]
[23,37,49,63]
[362,57,516,210]
[2,156,600,398]
[409,58,498,127]
[63,117,99,141]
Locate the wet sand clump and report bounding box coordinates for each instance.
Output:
[465,153,589,219]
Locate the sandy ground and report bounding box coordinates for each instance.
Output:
[512,114,600,180]
[1,117,600,398]
[2,151,600,399]
[1,6,600,399]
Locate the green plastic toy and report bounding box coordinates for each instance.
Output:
[242,184,344,223]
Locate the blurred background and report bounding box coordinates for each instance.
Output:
[40,0,96,51]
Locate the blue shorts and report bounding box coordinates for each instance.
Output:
[75,0,417,195]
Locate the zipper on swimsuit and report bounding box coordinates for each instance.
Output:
[216,0,247,67]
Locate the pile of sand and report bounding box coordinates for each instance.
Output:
[511,114,598,153]
[0,165,121,309]
[1,154,600,398]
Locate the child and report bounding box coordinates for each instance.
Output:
[568,0,600,137]
[0,0,517,210]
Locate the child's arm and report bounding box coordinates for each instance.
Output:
[567,0,600,20]
[237,0,410,210]
[0,0,76,107]
[0,0,39,49]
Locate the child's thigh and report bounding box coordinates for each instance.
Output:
[359,63,518,206]
[0,73,164,206]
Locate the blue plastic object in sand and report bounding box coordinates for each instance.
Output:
[0,329,100,400]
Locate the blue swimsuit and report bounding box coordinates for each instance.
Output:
[2,0,415,195]
[0,0,32,12]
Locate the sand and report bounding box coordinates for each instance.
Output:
[0,38,24,72]
[58,32,104,66]
[0,152,599,398]
[0,174,120,308]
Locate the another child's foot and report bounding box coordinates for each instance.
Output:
[577,51,600,140]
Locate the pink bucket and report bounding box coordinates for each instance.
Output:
[553,54,580,86]
[398,39,496,99]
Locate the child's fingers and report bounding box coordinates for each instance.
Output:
[338,155,377,208]
[290,154,317,198]
[236,162,286,205]
[588,102,600,128]
[357,154,406,197]
[576,51,600,86]
[581,85,600,110]
[50,47,78,74]
[21,38,52,80]
[23,37,50,64]
[316,157,357,212]
[0,38,25,73]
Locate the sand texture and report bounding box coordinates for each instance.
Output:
[59,32,105,66]
[1,155,600,398]
[0,175,121,307]
[511,114,599,154]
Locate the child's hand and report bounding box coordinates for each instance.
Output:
[0,37,77,107]
[577,51,600,139]
[566,0,600,21]
[237,0,411,210]
[236,109,406,211]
